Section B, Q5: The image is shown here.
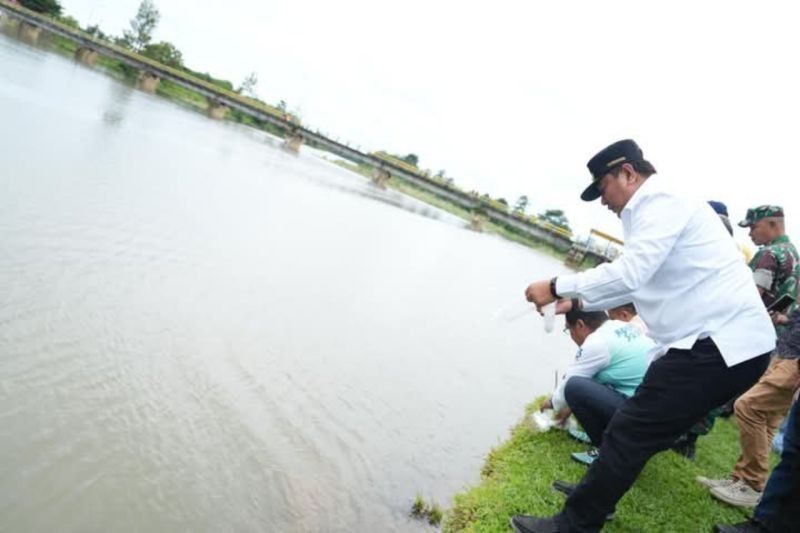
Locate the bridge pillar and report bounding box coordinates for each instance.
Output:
[207,99,229,120]
[371,168,391,187]
[283,133,304,153]
[469,214,487,232]
[17,21,41,43]
[75,46,98,66]
[137,71,160,93]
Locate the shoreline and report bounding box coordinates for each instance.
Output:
[0,16,587,267]
[443,398,771,532]
[332,159,579,266]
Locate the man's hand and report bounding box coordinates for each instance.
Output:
[539,398,553,412]
[525,279,556,308]
[555,299,574,315]
[554,407,572,426]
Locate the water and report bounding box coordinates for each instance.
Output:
[0,31,576,532]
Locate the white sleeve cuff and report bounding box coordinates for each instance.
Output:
[556,275,580,298]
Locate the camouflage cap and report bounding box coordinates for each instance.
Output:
[738,205,785,227]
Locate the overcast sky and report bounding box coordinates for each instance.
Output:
[59,0,800,244]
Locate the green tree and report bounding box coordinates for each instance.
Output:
[276,99,288,112]
[141,41,183,68]
[84,24,109,41]
[122,0,160,51]
[58,15,79,28]
[238,72,258,98]
[401,153,419,167]
[514,195,529,214]
[19,0,62,16]
[180,68,234,91]
[539,209,571,232]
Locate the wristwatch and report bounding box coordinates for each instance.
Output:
[549,277,559,299]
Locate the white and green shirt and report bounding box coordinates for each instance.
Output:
[552,320,655,411]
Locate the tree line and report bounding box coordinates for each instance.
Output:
[18,0,286,109]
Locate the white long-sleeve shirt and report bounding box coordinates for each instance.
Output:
[556,178,775,367]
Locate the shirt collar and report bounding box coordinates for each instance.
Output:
[621,176,656,215]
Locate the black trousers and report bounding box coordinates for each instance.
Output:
[564,377,627,447]
[557,338,770,532]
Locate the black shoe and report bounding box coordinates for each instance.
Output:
[714,519,769,532]
[551,479,575,496]
[549,481,615,522]
[718,399,736,419]
[671,439,696,460]
[510,515,560,533]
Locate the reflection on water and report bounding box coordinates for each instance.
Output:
[0,31,576,532]
[292,156,460,226]
[101,83,134,128]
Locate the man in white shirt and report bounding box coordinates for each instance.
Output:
[542,308,654,448]
[511,139,775,533]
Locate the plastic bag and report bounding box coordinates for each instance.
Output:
[530,410,557,432]
[529,409,580,433]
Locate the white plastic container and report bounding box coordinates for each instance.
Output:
[542,302,556,333]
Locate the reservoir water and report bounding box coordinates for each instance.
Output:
[0,31,576,532]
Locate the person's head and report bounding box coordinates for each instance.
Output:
[738,205,786,246]
[581,139,657,217]
[708,200,734,236]
[608,303,637,322]
[564,308,608,346]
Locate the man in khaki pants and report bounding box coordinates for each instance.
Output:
[715,360,800,532]
[698,206,800,507]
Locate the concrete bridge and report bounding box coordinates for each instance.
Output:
[0,0,616,263]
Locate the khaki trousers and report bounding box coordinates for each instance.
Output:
[733,357,800,490]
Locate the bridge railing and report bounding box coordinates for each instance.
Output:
[0,0,291,123]
[1,0,605,258]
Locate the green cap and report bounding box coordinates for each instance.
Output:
[738,205,785,227]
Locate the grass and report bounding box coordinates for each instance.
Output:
[412,494,444,526]
[444,399,775,532]
[30,30,288,137]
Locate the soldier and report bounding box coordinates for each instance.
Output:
[699,206,800,508]
[741,205,800,318]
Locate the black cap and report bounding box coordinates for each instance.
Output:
[581,139,644,201]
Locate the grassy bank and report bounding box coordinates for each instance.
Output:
[333,160,573,264]
[3,15,579,263]
[445,400,770,532]
[36,28,289,137]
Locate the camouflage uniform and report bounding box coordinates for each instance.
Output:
[687,206,799,441]
[739,205,800,317]
[747,238,800,310]
[711,206,800,494]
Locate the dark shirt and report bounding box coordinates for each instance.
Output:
[775,309,800,359]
